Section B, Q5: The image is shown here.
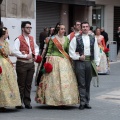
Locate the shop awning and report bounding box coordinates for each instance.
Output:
[37,0,95,6]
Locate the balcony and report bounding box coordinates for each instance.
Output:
[37,0,95,6]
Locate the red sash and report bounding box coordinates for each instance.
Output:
[52,37,71,62]
[70,32,75,41]
[70,31,82,41]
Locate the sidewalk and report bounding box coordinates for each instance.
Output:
[117,51,120,61]
[110,51,120,64]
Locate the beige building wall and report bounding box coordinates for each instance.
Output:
[1,0,35,18]
[104,5,114,41]
[88,6,93,26]
[60,4,69,34]
[95,0,120,41]
[95,0,120,5]
[1,0,36,63]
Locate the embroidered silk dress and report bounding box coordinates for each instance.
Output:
[35,35,79,106]
[0,41,21,107]
[95,35,110,74]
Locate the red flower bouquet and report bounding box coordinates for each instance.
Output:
[0,66,2,74]
[104,48,109,57]
[35,55,42,63]
[104,48,109,53]
[43,62,53,73]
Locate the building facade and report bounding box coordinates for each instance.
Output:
[36,0,95,42]
[94,0,120,41]
[36,0,120,43]
[1,0,120,51]
[1,0,36,62]
[1,0,36,47]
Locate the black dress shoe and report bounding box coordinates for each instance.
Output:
[84,104,92,109]
[79,105,85,110]
[0,107,6,112]
[25,105,32,109]
[15,105,24,109]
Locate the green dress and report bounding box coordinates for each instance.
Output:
[36,36,79,106]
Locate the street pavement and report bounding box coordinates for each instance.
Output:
[1,56,120,120]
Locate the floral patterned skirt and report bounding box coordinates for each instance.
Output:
[0,58,21,107]
[35,56,79,106]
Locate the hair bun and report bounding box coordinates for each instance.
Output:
[0,27,7,38]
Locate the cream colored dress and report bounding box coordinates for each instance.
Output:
[35,36,79,106]
[0,41,21,107]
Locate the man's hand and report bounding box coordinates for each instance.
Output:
[26,54,32,59]
[21,51,26,55]
[79,55,85,61]
[34,55,37,61]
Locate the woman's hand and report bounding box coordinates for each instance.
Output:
[21,51,26,55]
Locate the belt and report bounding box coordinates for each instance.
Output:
[85,56,91,61]
[17,58,33,63]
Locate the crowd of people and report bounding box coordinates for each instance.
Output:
[0,19,118,112]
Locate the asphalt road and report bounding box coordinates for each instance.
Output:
[0,61,120,120]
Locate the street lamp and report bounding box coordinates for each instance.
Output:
[0,0,3,27]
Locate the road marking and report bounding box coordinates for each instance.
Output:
[96,89,120,104]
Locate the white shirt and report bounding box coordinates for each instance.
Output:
[12,35,39,58]
[69,34,100,66]
[67,31,80,41]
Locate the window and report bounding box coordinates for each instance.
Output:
[12,3,17,17]
[92,5,104,30]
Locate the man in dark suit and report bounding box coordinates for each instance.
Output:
[101,27,109,46]
[115,26,120,55]
[39,27,49,54]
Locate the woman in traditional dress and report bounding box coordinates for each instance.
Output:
[0,27,21,111]
[35,23,79,106]
[35,27,54,86]
[95,27,110,74]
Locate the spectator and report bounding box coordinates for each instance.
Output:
[67,20,82,41]
[39,27,49,54]
[101,27,109,46]
[115,26,120,55]
[88,26,95,36]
